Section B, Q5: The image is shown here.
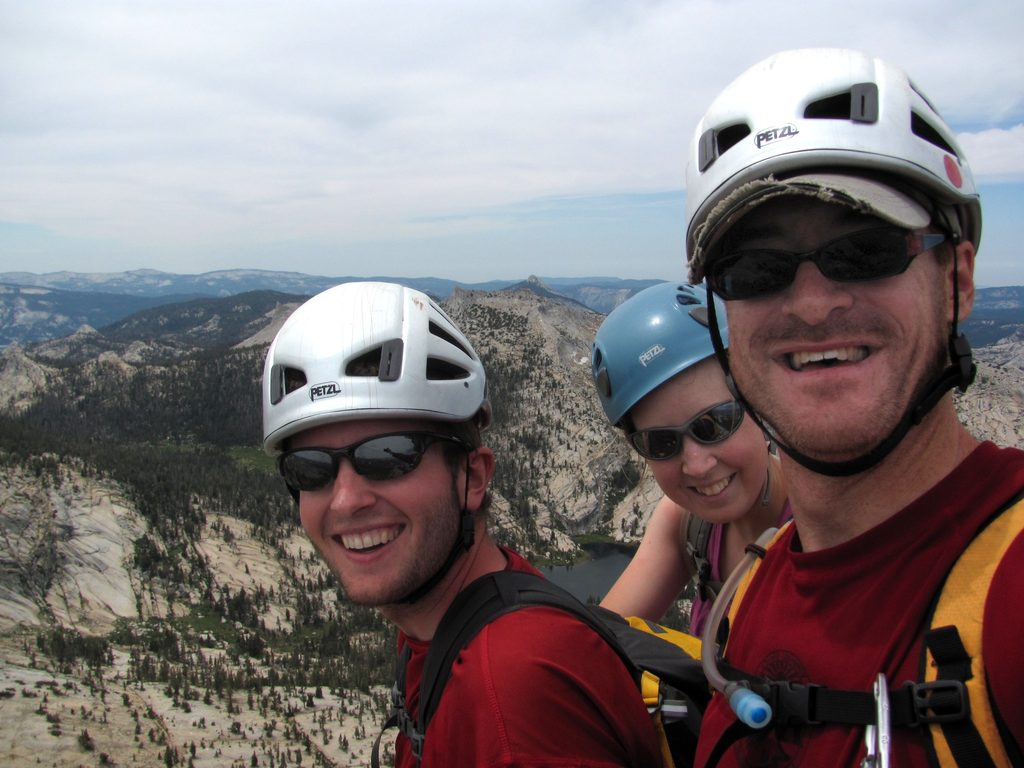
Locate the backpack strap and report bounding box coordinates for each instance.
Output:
[372,643,417,768]
[418,571,633,725]
[919,493,1024,768]
[724,522,789,629]
[372,570,636,768]
[685,514,720,601]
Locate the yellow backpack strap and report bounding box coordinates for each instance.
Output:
[626,616,703,659]
[725,522,790,637]
[922,496,1024,768]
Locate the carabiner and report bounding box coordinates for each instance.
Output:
[861,673,891,768]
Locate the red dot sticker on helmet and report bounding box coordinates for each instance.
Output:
[944,155,963,189]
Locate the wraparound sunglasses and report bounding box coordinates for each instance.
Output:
[278,431,469,492]
[628,400,745,460]
[707,227,947,301]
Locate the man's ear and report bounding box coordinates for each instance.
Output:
[949,240,976,322]
[464,447,495,511]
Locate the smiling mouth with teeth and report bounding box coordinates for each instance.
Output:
[338,526,401,552]
[788,346,868,371]
[695,475,732,497]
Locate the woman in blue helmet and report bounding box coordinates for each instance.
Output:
[591,282,789,635]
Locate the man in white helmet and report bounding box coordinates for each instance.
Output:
[683,49,1024,767]
[262,281,662,768]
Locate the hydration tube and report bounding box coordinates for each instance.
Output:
[700,526,779,729]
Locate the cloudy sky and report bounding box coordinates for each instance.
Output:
[2,1,1022,286]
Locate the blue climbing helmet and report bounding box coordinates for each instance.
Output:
[591,282,727,426]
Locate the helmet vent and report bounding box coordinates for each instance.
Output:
[689,307,711,328]
[675,285,700,306]
[804,83,878,123]
[346,338,404,382]
[429,321,473,358]
[717,124,752,155]
[267,365,309,406]
[284,367,307,395]
[911,112,957,156]
[426,357,470,381]
[699,123,752,171]
[346,349,383,376]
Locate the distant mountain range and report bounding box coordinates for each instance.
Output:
[1,268,1023,349]
[0,267,663,302]
[0,270,663,347]
[0,267,514,299]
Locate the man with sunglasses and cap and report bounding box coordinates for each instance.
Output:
[683,49,1024,767]
[261,281,662,768]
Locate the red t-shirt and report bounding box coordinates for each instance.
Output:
[695,442,1024,767]
[395,549,663,768]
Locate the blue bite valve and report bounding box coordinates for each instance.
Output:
[728,687,772,729]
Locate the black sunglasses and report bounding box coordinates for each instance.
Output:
[278,431,469,492]
[628,400,745,460]
[707,227,947,301]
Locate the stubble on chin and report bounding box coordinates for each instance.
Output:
[331,491,463,608]
[731,310,948,461]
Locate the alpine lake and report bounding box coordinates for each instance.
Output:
[539,541,636,604]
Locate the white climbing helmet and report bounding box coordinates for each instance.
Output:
[685,48,981,281]
[262,281,490,454]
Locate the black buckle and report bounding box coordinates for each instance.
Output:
[768,682,821,727]
[393,707,426,759]
[908,680,970,724]
[390,678,427,760]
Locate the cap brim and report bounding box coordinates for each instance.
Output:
[689,172,932,282]
[785,173,931,229]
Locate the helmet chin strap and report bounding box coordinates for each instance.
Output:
[703,266,976,478]
[397,452,477,604]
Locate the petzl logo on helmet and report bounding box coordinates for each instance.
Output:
[638,344,666,367]
[309,382,341,401]
[755,124,799,148]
